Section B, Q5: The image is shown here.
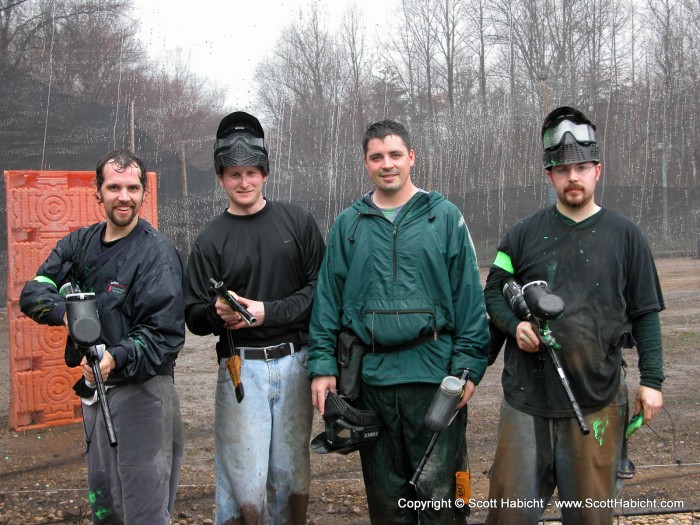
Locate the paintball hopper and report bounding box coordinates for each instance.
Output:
[65,292,102,348]
[311,392,380,455]
[522,281,564,321]
[504,279,564,322]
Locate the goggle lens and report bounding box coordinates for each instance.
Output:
[215,132,266,152]
[328,419,360,447]
[543,120,596,149]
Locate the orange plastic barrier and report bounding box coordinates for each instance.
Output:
[4,170,158,431]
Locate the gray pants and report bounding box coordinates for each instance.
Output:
[485,380,626,525]
[83,375,184,525]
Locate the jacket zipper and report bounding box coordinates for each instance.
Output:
[389,195,425,282]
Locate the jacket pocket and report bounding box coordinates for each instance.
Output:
[364,308,437,346]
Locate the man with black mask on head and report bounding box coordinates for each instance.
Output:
[484,106,665,525]
[184,112,325,525]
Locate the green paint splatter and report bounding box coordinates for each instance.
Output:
[88,489,113,520]
[88,489,103,504]
[95,507,113,520]
[592,417,609,445]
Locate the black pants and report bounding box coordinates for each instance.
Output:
[359,382,468,525]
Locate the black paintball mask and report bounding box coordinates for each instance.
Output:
[311,392,380,455]
[542,106,599,168]
[214,111,269,175]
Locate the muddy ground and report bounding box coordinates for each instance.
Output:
[0,258,698,525]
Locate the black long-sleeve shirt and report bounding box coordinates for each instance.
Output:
[184,200,325,359]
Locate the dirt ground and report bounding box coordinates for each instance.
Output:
[0,258,699,525]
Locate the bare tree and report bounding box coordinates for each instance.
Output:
[0,0,144,101]
[464,0,492,113]
[382,13,420,119]
[432,0,471,113]
[255,3,348,206]
[339,3,371,123]
[138,50,226,172]
[401,0,439,120]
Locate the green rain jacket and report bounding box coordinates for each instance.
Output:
[308,190,490,386]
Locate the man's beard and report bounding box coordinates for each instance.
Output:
[563,185,591,208]
[107,207,138,227]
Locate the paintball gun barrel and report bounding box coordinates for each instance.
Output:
[208,278,257,326]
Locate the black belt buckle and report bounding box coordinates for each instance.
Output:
[267,342,293,360]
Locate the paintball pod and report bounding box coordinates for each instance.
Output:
[62,284,118,447]
[209,278,256,326]
[502,279,590,435]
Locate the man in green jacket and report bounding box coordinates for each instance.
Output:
[308,120,490,524]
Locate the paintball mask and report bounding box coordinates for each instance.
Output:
[542,106,599,168]
[311,392,380,455]
[214,111,269,175]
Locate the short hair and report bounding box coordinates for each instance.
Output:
[95,149,147,190]
[362,120,411,155]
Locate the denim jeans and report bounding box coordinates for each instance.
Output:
[214,345,313,525]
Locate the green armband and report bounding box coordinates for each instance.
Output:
[34,275,58,288]
[493,251,514,274]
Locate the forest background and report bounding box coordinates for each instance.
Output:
[0,0,699,298]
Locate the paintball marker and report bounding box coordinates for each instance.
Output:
[502,279,590,436]
[63,284,118,447]
[410,369,471,488]
[209,278,256,326]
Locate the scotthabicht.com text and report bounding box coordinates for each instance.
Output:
[468,498,685,510]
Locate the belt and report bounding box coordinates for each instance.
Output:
[233,342,296,361]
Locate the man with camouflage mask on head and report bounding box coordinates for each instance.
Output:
[184,112,325,525]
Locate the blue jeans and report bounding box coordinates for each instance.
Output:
[214,345,313,525]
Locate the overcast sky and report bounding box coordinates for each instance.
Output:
[131,0,396,110]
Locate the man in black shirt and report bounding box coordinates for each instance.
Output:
[184,112,325,525]
[484,107,664,525]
